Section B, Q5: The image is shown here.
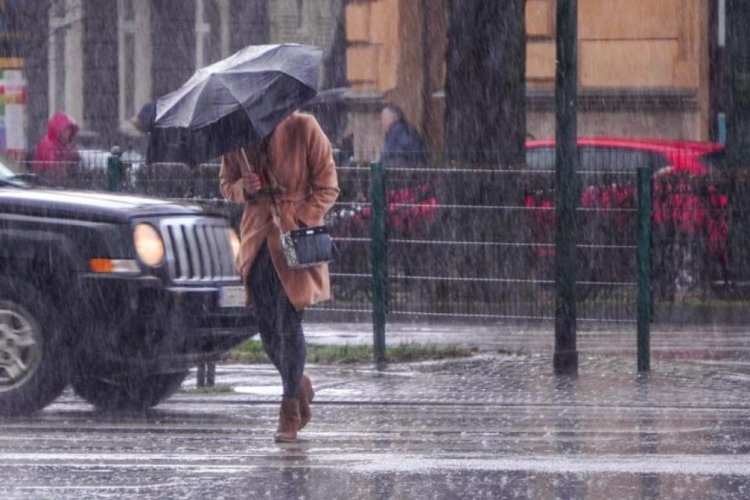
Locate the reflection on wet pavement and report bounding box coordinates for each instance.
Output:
[2,345,750,499]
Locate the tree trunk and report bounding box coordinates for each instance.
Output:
[725,0,750,161]
[444,0,526,167]
[725,0,750,286]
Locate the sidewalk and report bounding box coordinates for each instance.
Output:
[212,319,750,425]
[184,322,750,498]
[20,319,749,499]
[303,320,750,365]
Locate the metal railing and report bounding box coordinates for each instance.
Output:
[318,162,641,324]
[15,148,750,329]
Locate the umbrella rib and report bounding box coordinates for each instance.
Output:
[149,44,322,163]
[214,69,312,100]
[210,69,313,122]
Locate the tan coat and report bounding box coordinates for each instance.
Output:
[219,112,339,310]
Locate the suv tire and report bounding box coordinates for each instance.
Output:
[0,279,69,416]
[72,371,189,412]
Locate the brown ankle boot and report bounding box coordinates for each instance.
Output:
[298,375,315,430]
[274,397,301,443]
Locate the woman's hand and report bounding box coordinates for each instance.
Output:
[242,173,263,196]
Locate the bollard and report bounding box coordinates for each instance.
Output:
[196,362,216,387]
[370,162,387,367]
[107,146,124,192]
[636,167,653,372]
[197,364,206,387]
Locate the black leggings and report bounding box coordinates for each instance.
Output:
[247,242,306,398]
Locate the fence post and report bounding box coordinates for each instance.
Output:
[553,0,579,375]
[370,162,387,367]
[107,146,123,192]
[636,167,653,372]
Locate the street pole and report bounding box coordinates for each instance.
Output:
[554,0,579,375]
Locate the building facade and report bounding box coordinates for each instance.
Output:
[2,0,343,157]
[0,0,722,164]
[10,0,270,152]
[344,0,723,163]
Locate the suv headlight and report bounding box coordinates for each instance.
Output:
[227,228,241,261]
[134,223,165,267]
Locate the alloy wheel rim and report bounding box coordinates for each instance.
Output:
[0,305,43,392]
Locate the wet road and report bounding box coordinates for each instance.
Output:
[2,338,750,499]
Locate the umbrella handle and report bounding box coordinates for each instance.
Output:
[240,146,284,222]
[240,148,256,176]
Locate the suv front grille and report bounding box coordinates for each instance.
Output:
[160,218,239,283]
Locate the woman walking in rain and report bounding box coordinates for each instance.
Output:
[220,110,339,442]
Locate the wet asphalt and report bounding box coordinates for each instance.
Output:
[2,320,750,499]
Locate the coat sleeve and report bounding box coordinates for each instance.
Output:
[219,151,247,204]
[297,117,339,225]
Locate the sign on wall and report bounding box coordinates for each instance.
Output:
[0,63,26,160]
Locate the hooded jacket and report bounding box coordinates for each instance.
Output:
[31,112,81,176]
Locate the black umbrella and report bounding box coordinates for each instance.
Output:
[147,43,322,165]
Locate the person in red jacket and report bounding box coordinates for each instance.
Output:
[31,111,81,185]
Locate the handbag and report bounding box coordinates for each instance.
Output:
[240,148,337,269]
[281,224,338,269]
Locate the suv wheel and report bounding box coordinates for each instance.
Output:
[0,280,69,416]
[72,371,188,412]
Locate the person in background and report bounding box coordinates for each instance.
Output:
[379,103,428,168]
[130,101,156,134]
[219,110,339,443]
[31,111,81,186]
[129,101,156,159]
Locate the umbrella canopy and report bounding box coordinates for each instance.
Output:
[147,43,323,165]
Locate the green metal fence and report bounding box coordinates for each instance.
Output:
[317,161,641,323]
[16,148,750,331]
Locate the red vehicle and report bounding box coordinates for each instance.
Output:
[523,137,728,298]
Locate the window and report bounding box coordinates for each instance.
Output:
[525,147,555,171]
[48,0,83,123]
[525,146,663,173]
[195,0,230,69]
[719,0,726,47]
[578,148,663,173]
[296,0,306,30]
[118,0,151,130]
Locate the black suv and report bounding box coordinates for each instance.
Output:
[0,159,255,415]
